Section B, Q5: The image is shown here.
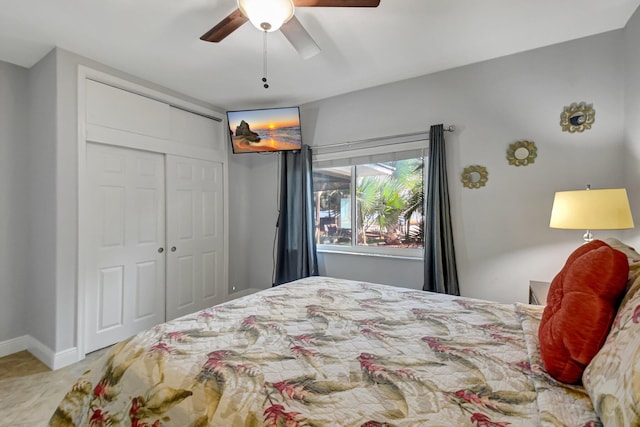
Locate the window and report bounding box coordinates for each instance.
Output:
[313,141,426,257]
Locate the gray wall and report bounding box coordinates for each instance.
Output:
[623,7,640,247]
[25,50,58,349]
[231,29,629,303]
[0,61,28,343]
[228,153,252,292]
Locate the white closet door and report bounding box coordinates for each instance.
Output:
[166,156,225,320]
[85,143,166,352]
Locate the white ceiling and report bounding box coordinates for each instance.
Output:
[0,0,639,111]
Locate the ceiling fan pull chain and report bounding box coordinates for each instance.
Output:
[262,30,269,89]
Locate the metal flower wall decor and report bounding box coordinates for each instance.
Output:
[461,165,488,189]
[506,140,537,166]
[560,102,595,133]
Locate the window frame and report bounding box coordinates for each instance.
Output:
[313,138,427,259]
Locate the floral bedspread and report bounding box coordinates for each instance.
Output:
[50,276,600,426]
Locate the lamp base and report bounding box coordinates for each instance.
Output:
[583,229,594,243]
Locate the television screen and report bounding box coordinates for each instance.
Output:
[227,106,302,154]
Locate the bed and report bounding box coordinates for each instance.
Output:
[49,240,640,427]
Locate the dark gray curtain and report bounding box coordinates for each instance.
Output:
[274,145,319,286]
[423,124,460,295]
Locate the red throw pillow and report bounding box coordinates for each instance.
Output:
[538,240,629,384]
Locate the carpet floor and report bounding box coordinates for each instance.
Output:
[0,348,108,427]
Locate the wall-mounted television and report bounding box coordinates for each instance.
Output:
[227,106,302,154]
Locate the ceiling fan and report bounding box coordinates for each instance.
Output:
[200,0,381,59]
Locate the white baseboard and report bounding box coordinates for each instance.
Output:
[0,335,30,358]
[26,337,55,369]
[51,347,80,370]
[0,335,79,370]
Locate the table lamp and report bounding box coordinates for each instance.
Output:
[549,186,634,243]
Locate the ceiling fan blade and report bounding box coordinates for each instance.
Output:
[293,0,380,6]
[280,16,321,59]
[200,8,248,43]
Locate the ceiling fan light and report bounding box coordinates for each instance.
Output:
[238,0,295,32]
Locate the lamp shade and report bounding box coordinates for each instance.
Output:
[549,188,634,230]
[238,0,294,32]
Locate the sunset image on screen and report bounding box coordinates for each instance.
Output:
[227,107,302,153]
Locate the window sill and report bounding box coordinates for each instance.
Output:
[318,247,423,261]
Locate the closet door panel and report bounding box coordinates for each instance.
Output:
[202,251,218,298]
[85,143,166,352]
[166,155,225,320]
[100,186,125,247]
[170,107,224,153]
[99,266,124,329]
[177,188,195,240]
[177,255,195,308]
[136,260,160,319]
[86,80,171,140]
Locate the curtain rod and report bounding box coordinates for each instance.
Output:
[312,125,455,152]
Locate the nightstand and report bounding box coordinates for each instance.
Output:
[529,280,550,305]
